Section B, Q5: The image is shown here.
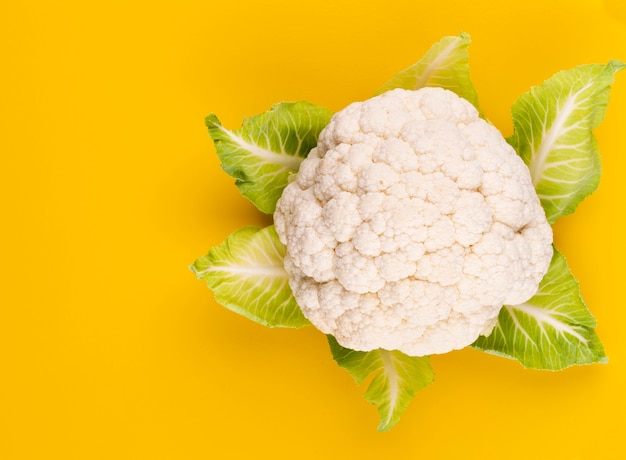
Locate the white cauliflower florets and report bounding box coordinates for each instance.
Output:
[274,87,553,356]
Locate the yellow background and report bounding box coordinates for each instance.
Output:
[2,0,625,458]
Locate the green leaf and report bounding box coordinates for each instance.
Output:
[472,248,606,370]
[328,336,434,431]
[206,101,333,214]
[508,60,625,224]
[374,32,481,112]
[192,225,310,328]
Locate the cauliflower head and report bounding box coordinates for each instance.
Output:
[274,87,553,356]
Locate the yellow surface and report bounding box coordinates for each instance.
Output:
[1,0,625,458]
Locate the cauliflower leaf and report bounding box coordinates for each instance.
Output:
[508,60,625,224]
[328,336,434,432]
[374,32,481,113]
[206,101,332,214]
[472,248,606,370]
[192,226,310,328]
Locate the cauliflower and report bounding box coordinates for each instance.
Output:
[274,87,553,356]
[197,38,615,431]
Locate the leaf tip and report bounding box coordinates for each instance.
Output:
[607,59,626,72]
[376,421,395,432]
[205,113,221,129]
[189,262,200,278]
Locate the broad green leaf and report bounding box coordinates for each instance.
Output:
[206,101,333,214]
[374,32,481,112]
[328,336,434,431]
[192,225,310,328]
[472,248,606,370]
[508,60,625,224]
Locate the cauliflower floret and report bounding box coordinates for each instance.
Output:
[274,87,553,356]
